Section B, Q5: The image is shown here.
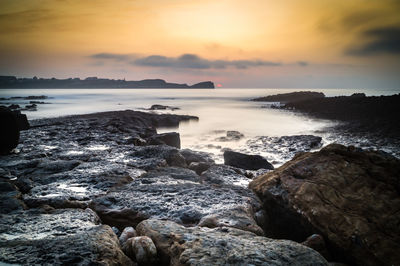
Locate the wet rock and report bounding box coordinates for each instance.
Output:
[123,236,158,265]
[129,145,184,169]
[201,164,251,188]
[119,227,137,246]
[166,151,187,167]
[136,219,328,266]
[246,134,322,165]
[8,104,19,110]
[250,144,400,266]
[25,103,37,111]
[188,162,211,175]
[147,132,181,148]
[215,130,244,142]
[0,180,26,214]
[224,150,274,170]
[179,149,215,164]
[90,166,262,233]
[0,208,133,265]
[149,104,180,111]
[0,107,20,154]
[252,91,325,103]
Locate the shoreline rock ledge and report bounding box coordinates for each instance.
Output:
[249,143,400,266]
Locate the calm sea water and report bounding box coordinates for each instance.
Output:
[1,88,398,163]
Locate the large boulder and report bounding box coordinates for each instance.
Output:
[136,219,328,265]
[249,144,400,266]
[0,107,20,154]
[224,150,274,170]
[0,208,133,265]
[147,132,181,148]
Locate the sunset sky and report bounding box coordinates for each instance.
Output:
[0,0,399,88]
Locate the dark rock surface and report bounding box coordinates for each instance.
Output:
[284,93,400,140]
[252,91,325,103]
[224,150,274,170]
[136,219,328,266]
[0,107,20,154]
[250,144,400,266]
[147,132,181,148]
[215,130,244,142]
[246,135,322,164]
[0,208,133,265]
[90,166,263,234]
[149,104,180,111]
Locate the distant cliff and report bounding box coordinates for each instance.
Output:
[0,76,215,89]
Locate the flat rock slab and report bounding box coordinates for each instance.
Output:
[90,166,263,235]
[136,219,328,266]
[250,143,400,266]
[0,208,133,265]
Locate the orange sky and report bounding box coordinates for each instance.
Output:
[0,0,399,88]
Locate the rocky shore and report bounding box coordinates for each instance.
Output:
[252,91,400,158]
[1,106,399,265]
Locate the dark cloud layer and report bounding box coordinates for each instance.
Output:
[346,27,400,56]
[90,53,283,69]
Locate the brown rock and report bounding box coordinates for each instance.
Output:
[122,236,158,265]
[249,144,400,266]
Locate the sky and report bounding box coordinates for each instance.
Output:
[0,0,399,88]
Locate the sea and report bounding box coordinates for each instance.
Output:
[1,88,398,164]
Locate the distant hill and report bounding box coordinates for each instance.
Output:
[0,76,214,89]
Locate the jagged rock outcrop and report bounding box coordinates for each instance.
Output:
[250,144,400,266]
[136,219,328,266]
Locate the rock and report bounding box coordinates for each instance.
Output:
[136,219,328,265]
[8,104,19,110]
[129,145,185,169]
[149,104,180,111]
[350,93,366,98]
[198,206,264,236]
[179,149,215,164]
[215,130,244,142]
[123,236,158,265]
[0,107,20,154]
[200,164,251,188]
[252,91,325,103]
[0,180,26,214]
[302,234,330,260]
[249,144,400,266]
[119,227,137,246]
[165,150,187,167]
[147,132,181,148]
[190,81,214,88]
[224,150,274,170]
[0,208,133,265]
[89,166,263,234]
[245,134,322,165]
[188,162,211,175]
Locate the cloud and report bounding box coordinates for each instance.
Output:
[346,27,400,56]
[297,61,308,66]
[132,53,281,69]
[90,53,135,61]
